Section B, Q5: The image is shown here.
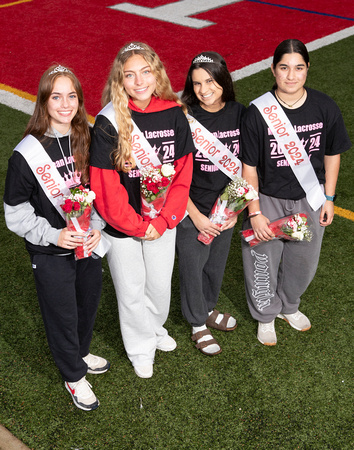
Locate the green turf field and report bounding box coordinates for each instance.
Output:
[0,36,353,449]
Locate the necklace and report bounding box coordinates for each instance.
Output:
[275,89,305,108]
[53,128,74,175]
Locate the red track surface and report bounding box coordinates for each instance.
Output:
[0,0,353,115]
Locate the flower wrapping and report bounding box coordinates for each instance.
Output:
[140,163,176,219]
[60,187,96,260]
[198,177,258,245]
[241,213,313,247]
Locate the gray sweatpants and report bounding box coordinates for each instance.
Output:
[176,215,234,327]
[241,193,325,323]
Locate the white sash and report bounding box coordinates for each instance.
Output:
[15,135,110,257]
[98,102,161,169]
[251,92,326,211]
[15,135,70,220]
[187,113,242,181]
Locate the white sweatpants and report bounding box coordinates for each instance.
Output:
[104,229,176,367]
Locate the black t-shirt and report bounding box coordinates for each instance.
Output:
[240,88,351,199]
[188,101,246,215]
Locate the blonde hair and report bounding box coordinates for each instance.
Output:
[24,65,91,184]
[102,42,187,172]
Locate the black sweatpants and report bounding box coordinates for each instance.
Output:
[30,253,102,382]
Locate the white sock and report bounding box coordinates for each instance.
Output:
[192,325,220,355]
[208,311,236,329]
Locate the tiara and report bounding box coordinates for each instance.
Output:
[122,43,144,53]
[48,65,72,76]
[193,55,214,64]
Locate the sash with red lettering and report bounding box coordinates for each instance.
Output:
[251,92,326,211]
[98,102,161,169]
[187,114,242,180]
[15,134,111,257]
[15,134,70,220]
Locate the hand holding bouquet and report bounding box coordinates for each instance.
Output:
[60,186,96,259]
[241,213,313,247]
[198,177,258,245]
[140,163,175,219]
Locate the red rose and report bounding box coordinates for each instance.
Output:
[73,202,81,211]
[161,178,170,187]
[147,182,159,194]
[61,199,73,213]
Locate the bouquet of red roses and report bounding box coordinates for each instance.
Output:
[140,163,176,219]
[60,186,96,259]
[198,177,258,245]
[241,212,313,247]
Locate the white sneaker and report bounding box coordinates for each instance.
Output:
[277,311,311,331]
[156,335,177,352]
[65,376,99,411]
[257,320,277,346]
[83,353,110,374]
[134,365,153,379]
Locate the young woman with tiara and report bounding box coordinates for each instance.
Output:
[4,65,110,411]
[240,39,351,345]
[89,42,194,378]
[176,52,246,355]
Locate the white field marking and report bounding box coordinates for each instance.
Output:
[0,87,95,123]
[0,92,35,115]
[1,26,354,115]
[109,0,242,29]
[231,25,354,81]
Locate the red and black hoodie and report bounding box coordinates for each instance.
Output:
[89,97,195,238]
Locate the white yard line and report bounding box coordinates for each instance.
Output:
[231,26,354,81]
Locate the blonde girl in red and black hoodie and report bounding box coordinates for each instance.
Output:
[90,42,194,379]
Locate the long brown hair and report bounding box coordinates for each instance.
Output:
[102,42,186,172]
[24,65,91,184]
